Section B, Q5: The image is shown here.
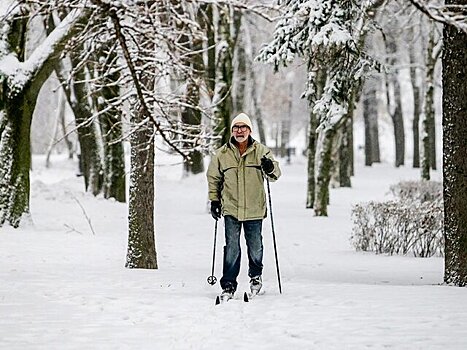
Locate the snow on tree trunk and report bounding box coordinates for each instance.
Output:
[442,4,467,286]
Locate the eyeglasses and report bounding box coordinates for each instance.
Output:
[232,125,249,132]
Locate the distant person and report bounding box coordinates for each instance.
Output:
[207,113,281,302]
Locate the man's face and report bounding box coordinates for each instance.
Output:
[232,123,251,143]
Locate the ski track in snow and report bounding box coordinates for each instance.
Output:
[1,154,466,349]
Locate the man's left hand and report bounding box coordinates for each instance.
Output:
[261,156,274,174]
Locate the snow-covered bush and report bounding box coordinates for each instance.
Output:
[389,181,442,203]
[351,181,444,257]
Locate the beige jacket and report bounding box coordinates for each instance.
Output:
[207,138,281,221]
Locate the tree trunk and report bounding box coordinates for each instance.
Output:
[339,114,352,187]
[0,91,34,227]
[421,25,439,181]
[369,79,381,164]
[204,4,216,95]
[363,76,381,166]
[409,41,421,168]
[126,120,157,269]
[182,78,204,175]
[45,88,66,168]
[385,37,405,167]
[233,20,246,115]
[443,3,467,286]
[392,80,405,167]
[314,126,336,216]
[212,5,234,147]
[46,12,103,194]
[246,25,266,144]
[306,67,325,209]
[306,108,318,208]
[105,1,158,269]
[94,47,126,202]
[429,28,439,171]
[60,103,74,160]
[181,5,205,176]
[56,55,104,195]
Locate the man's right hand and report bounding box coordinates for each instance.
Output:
[210,201,222,220]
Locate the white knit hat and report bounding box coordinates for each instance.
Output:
[231,113,253,132]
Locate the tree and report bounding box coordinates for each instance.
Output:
[46,9,126,201]
[91,0,216,268]
[212,4,234,148]
[173,1,206,176]
[92,41,126,202]
[383,33,405,167]
[421,23,442,180]
[258,0,382,215]
[0,2,87,227]
[442,0,467,286]
[362,76,381,166]
[407,23,422,169]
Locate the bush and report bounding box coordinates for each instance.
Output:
[351,181,444,257]
[389,180,442,202]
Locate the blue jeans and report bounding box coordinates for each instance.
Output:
[220,215,263,291]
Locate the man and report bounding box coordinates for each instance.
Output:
[207,112,281,301]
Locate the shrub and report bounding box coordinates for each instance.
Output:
[389,180,442,202]
[351,181,444,257]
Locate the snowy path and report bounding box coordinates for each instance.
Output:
[1,156,466,349]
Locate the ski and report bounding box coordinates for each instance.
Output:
[215,294,234,305]
[243,290,263,302]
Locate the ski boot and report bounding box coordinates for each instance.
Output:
[249,275,262,294]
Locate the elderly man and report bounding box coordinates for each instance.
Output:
[207,112,281,301]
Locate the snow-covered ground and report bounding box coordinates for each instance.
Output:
[1,154,466,349]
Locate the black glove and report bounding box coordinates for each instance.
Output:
[261,156,274,174]
[210,201,222,220]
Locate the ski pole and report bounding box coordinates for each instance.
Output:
[207,219,218,285]
[266,176,282,294]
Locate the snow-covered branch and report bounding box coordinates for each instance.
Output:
[408,0,467,33]
[0,3,87,97]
